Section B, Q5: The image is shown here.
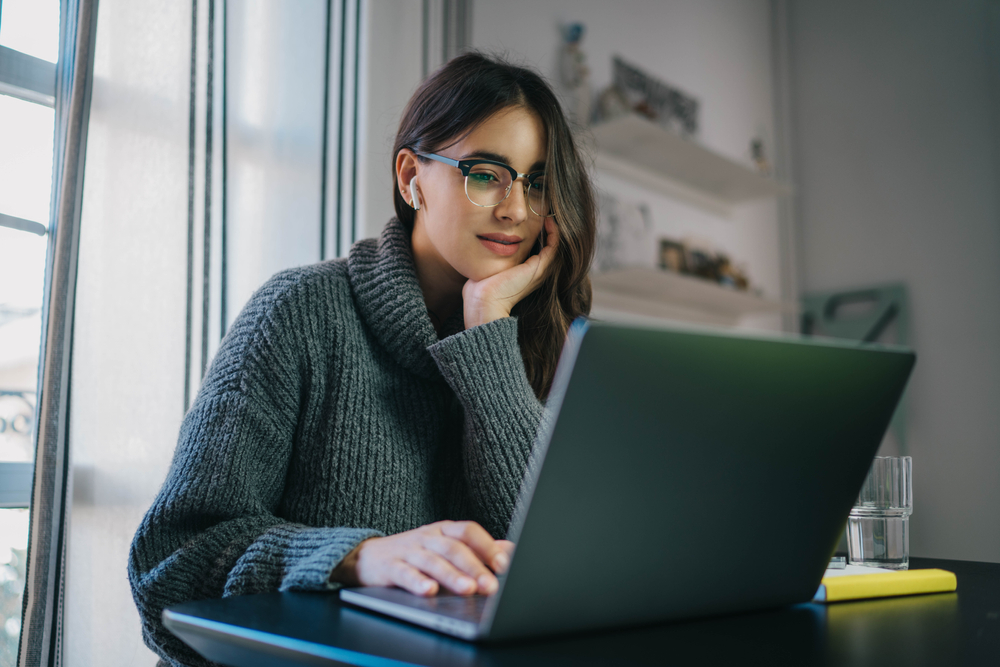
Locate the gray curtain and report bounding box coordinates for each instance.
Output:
[18,0,99,665]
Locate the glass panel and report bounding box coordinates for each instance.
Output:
[0,508,29,665]
[0,95,55,224]
[0,0,60,63]
[0,3,58,652]
[0,93,51,465]
[0,227,45,464]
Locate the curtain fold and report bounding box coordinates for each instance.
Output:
[18,1,99,665]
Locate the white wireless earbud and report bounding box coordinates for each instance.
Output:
[409,179,421,211]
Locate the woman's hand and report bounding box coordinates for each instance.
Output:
[330,520,515,597]
[463,217,559,328]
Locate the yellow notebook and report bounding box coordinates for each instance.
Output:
[812,567,957,603]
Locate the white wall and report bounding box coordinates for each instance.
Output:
[360,0,424,240]
[788,0,1000,561]
[472,0,788,330]
[226,0,327,327]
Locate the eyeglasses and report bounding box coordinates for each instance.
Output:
[416,151,553,217]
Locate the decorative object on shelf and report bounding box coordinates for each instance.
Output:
[800,284,910,453]
[596,85,630,126]
[594,191,653,273]
[683,239,719,281]
[658,239,686,274]
[559,23,591,127]
[658,237,752,292]
[594,56,699,138]
[750,137,771,176]
[716,255,750,291]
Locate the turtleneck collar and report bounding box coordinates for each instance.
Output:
[347,218,465,379]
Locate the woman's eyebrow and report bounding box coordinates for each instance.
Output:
[461,150,512,164]
[461,150,547,173]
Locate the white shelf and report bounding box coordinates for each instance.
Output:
[591,268,795,327]
[591,114,792,214]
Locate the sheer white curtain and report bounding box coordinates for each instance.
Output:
[63,1,191,664]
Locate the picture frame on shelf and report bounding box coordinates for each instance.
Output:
[658,239,687,274]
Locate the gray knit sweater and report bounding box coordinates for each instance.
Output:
[128,218,544,666]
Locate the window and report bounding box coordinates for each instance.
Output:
[0,0,60,661]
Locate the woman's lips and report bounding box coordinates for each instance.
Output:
[477,234,522,257]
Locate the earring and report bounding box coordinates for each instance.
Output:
[409,179,421,211]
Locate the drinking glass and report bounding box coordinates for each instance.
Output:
[847,456,912,570]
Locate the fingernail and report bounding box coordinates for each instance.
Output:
[420,580,434,593]
[459,577,476,592]
[493,553,509,572]
[478,575,497,594]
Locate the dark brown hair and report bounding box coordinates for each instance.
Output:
[392,52,596,400]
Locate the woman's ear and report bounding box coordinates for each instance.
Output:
[395,149,420,209]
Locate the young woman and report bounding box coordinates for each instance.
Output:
[129,52,596,666]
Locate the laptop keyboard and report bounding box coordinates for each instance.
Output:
[406,593,490,622]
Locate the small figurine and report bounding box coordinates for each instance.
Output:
[559,23,591,126]
[596,84,630,124]
[751,138,771,176]
[716,255,751,291]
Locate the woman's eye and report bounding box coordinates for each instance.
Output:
[470,171,500,184]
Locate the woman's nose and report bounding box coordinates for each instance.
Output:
[495,180,529,223]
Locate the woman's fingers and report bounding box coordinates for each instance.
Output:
[538,217,559,259]
[491,540,514,574]
[496,539,515,558]
[526,217,559,288]
[544,216,559,250]
[425,533,498,595]
[405,548,483,595]
[349,523,513,597]
[438,521,509,575]
[389,559,439,597]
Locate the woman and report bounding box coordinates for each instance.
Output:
[129,52,596,666]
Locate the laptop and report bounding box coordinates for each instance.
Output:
[340,319,915,641]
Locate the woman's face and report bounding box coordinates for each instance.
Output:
[403,106,549,284]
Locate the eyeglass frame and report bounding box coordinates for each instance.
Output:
[414,151,552,217]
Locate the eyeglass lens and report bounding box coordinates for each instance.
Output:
[465,164,552,217]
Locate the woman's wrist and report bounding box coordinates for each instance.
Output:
[463,300,511,329]
[329,538,375,586]
[462,281,512,328]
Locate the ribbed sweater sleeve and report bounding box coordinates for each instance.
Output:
[127,270,381,667]
[427,317,543,538]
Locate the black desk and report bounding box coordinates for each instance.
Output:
[165,557,999,666]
